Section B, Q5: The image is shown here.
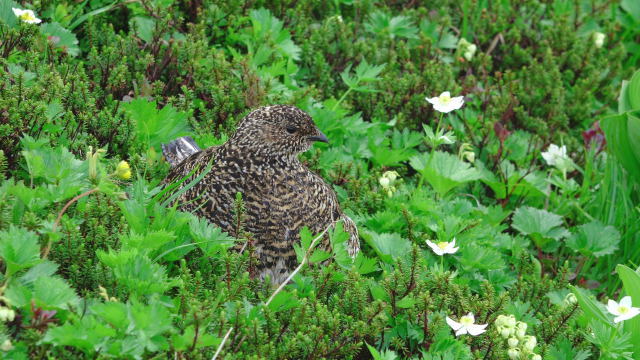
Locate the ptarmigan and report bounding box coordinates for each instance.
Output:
[161,105,359,283]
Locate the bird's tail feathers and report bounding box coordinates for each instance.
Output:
[161,136,201,167]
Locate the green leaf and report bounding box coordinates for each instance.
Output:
[0,0,20,28]
[570,286,612,328]
[410,151,481,197]
[122,99,192,152]
[362,231,411,264]
[266,290,300,313]
[40,22,80,56]
[622,0,640,22]
[566,221,620,257]
[20,136,86,189]
[0,226,41,276]
[601,113,640,180]
[189,217,235,256]
[512,206,569,249]
[98,250,177,296]
[127,299,173,352]
[365,11,418,40]
[43,315,116,355]
[626,70,640,110]
[547,337,591,360]
[367,343,399,360]
[130,16,155,43]
[33,276,79,309]
[172,325,219,351]
[616,265,640,352]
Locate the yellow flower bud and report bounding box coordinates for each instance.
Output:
[115,161,132,180]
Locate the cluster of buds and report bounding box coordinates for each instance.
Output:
[0,339,12,351]
[457,38,477,61]
[495,315,541,360]
[86,146,106,180]
[0,297,15,323]
[593,32,605,48]
[378,171,400,197]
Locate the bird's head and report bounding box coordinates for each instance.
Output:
[231,105,328,156]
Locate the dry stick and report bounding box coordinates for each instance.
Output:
[41,188,99,259]
[210,222,336,360]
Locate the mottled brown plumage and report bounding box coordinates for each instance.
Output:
[162,105,359,283]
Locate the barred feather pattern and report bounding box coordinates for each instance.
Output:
[162,105,359,284]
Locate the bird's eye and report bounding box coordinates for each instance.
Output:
[286,126,297,134]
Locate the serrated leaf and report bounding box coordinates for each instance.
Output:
[40,22,80,56]
[0,226,41,276]
[122,99,191,152]
[33,276,79,309]
[362,231,411,264]
[410,151,481,197]
[566,221,620,257]
[512,206,569,246]
[547,337,591,360]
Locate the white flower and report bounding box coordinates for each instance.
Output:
[426,91,465,113]
[446,312,488,336]
[426,238,459,256]
[507,348,520,360]
[541,144,574,174]
[464,44,477,61]
[507,337,519,348]
[531,355,542,360]
[458,38,477,61]
[541,144,567,166]
[382,170,399,183]
[379,177,390,188]
[12,8,42,24]
[593,32,605,48]
[0,340,12,351]
[607,296,640,323]
[522,335,537,351]
[0,308,15,322]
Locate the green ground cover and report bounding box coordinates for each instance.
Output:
[0,0,639,358]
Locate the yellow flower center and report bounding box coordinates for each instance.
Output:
[437,242,450,250]
[439,94,451,104]
[19,12,35,22]
[619,306,629,314]
[460,316,474,326]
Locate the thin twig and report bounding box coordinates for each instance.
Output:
[211,327,233,360]
[41,188,99,259]
[266,223,334,306]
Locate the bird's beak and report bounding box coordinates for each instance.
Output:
[307,130,329,144]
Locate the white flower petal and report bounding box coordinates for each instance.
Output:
[467,323,488,336]
[620,296,633,308]
[446,316,463,331]
[449,96,465,110]
[426,240,444,256]
[425,96,439,105]
[445,246,459,254]
[455,327,468,336]
[625,307,640,321]
[607,300,620,316]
